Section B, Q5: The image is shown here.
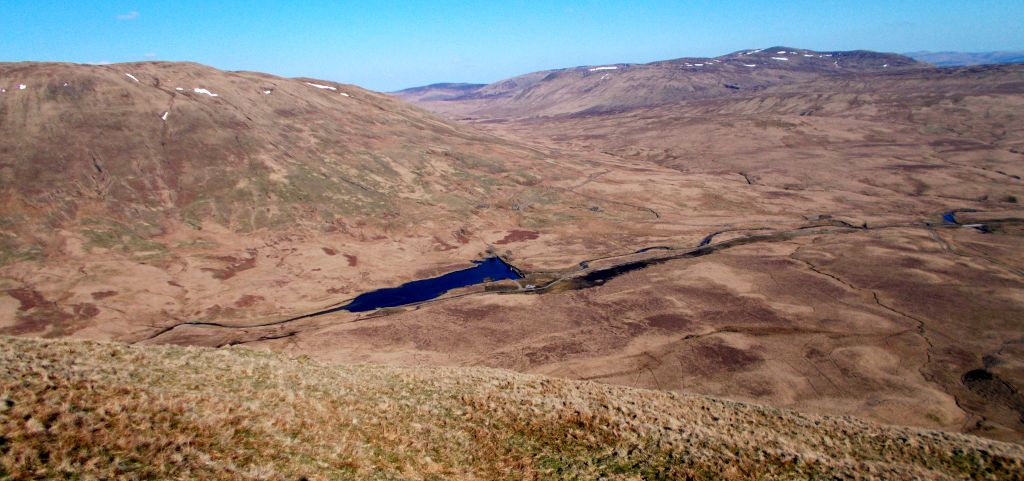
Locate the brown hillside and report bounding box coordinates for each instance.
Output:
[3,335,1023,480]
[393,47,927,118]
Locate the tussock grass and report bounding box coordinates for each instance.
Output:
[1,336,1022,480]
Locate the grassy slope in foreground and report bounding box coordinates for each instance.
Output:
[1,337,1022,480]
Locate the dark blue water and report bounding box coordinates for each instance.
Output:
[635,246,671,254]
[943,211,958,224]
[698,232,719,247]
[341,257,523,312]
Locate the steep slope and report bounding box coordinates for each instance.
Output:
[3,335,1023,480]
[393,47,927,118]
[0,61,555,239]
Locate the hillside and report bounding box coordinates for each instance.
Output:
[0,61,561,238]
[0,61,621,340]
[3,335,1023,480]
[393,47,927,118]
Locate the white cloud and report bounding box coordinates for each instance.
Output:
[116,11,139,21]
[144,53,156,58]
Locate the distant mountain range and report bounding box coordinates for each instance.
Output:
[393,46,927,118]
[906,50,1024,67]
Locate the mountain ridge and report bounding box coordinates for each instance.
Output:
[392,46,927,118]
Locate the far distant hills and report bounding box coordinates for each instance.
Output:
[392,46,926,118]
[906,50,1024,67]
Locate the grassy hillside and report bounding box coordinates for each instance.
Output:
[1,336,1022,480]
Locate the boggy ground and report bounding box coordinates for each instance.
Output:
[233,221,1024,443]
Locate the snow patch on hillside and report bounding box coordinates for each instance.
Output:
[193,88,218,97]
[161,111,169,121]
[125,73,140,83]
[588,66,618,71]
[305,82,337,90]
[771,57,789,61]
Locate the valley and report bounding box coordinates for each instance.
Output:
[2,47,1024,449]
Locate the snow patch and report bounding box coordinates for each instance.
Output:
[193,88,218,97]
[125,73,140,83]
[776,51,786,54]
[161,111,169,121]
[305,82,337,90]
[882,64,889,68]
[0,88,5,93]
[588,66,618,71]
[600,74,610,80]
[743,64,757,67]
[340,92,350,97]
[771,57,789,61]
[175,87,184,91]
[803,54,814,57]
[18,84,26,90]
[263,90,273,95]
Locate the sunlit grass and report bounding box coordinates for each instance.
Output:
[1,336,1021,480]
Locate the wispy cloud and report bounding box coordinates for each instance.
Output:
[116,11,140,21]
[144,52,156,58]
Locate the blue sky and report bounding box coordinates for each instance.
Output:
[2,1,1022,91]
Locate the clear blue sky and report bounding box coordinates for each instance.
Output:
[2,1,1022,91]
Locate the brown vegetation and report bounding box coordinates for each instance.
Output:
[2,336,1023,480]
[2,55,1024,451]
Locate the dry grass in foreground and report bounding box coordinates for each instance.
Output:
[1,336,1022,480]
